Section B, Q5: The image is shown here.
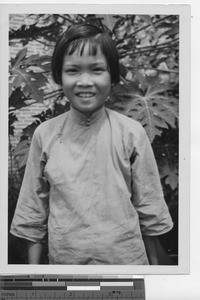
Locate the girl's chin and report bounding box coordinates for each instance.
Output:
[71,104,104,115]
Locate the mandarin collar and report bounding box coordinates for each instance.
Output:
[69,106,105,126]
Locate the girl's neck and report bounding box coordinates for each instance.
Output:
[70,104,104,117]
[69,105,105,126]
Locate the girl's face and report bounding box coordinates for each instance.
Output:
[61,44,111,115]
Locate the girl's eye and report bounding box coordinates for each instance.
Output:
[65,69,78,74]
[92,68,106,74]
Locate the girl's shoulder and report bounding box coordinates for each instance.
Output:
[105,108,145,135]
[105,108,149,153]
[33,111,70,138]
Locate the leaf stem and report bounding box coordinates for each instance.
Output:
[32,37,54,47]
[134,44,178,55]
[132,67,179,74]
[119,42,178,58]
[118,15,174,43]
[134,37,179,51]
[43,89,63,100]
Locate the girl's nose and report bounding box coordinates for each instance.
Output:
[76,73,94,87]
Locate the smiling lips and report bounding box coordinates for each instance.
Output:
[76,92,95,98]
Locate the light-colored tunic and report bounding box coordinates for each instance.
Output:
[10,107,173,265]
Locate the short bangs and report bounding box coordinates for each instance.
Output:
[65,36,102,57]
[52,24,120,85]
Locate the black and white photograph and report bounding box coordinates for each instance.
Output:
[0,4,190,275]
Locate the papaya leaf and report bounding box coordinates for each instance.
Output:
[138,15,152,25]
[21,120,41,139]
[153,128,178,190]
[26,55,52,72]
[10,50,49,102]
[9,87,30,110]
[12,68,46,102]
[24,54,40,65]
[165,23,179,37]
[158,151,178,190]
[112,79,178,142]
[9,83,14,98]
[13,139,31,169]
[11,66,46,102]
[9,21,61,44]
[164,165,178,190]
[97,14,118,31]
[10,48,27,68]
[9,113,18,136]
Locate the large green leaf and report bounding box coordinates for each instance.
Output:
[96,14,118,31]
[11,48,27,68]
[9,113,18,136]
[26,55,52,72]
[10,49,49,103]
[153,129,178,190]
[13,139,31,169]
[12,70,46,102]
[9,87,29,110]
[162,164,178,190]
[9,18,62,44]
[112,78,178,142]
[138,15,152,25]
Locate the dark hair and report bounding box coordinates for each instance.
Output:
[52,24,120,85]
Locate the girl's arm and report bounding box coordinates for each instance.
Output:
[130,124,173,264]
[10,129,49,263]
[142,235,159,265]
[27,241,43,264]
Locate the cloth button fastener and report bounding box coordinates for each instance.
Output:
[85,118,91,126]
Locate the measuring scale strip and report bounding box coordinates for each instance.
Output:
[0,278,145,299]
[0,289,145,299]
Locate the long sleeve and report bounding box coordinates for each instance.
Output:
[10,128,50,243]
[131,125,173,236]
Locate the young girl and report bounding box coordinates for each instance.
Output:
[10,23,173,265]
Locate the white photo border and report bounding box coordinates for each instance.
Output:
[0,3,190,275]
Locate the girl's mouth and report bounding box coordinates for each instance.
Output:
[76,93,95,98]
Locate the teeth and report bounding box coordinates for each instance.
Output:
[77,93,94,98]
